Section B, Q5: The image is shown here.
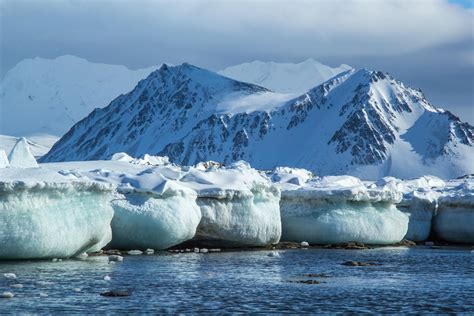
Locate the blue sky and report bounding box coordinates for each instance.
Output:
[1,0,473,123]
[449,0,474,8]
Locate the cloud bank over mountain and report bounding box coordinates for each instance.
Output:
[1,0,473,122]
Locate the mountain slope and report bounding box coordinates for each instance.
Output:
[0,55,157,137]
[219,59,352,94]
[42,64,474,180]
[41,63,293,162]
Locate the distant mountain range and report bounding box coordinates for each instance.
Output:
[41,63,474,179]
[0,55,157,137]
[219,59,352,94]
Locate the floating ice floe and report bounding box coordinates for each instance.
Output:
[0,166,115,260]
[182,161,281,247]
[3,273,16,279]
[272,171,408,245]
[1,292,14,299]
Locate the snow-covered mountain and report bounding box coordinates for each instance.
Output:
[0,55,157,137]
[219,59,352,94]
[42,63,474,180]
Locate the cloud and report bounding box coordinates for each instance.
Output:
[1,0,472,70]
[0,0,472,122]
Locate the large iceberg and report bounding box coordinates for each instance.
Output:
[0,168,114,259]
[273,170,408,245]
[377,176,444,242]
[46,160,202,250]
[433,178,474,244]
[177,161,281,246]
[45,159,281,248]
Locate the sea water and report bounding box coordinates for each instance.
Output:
[0,248,473,313]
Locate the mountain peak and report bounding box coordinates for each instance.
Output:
[42,64,474,180]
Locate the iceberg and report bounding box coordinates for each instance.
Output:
[8,137,38,168]
[0,150,9,168]
[109,184,201,250]
[181,161,281,246]
[44,160,201,250]
[433,179,474,244]
[0,168,114,259]
[377,176,444,242]
[274,174,408,245]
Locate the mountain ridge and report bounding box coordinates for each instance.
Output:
[41,63,474,180]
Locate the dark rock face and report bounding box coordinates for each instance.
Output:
[341,261,382,267]
[100,291,131,297]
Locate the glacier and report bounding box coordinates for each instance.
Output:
[0,168,115,260]
[273,172,408,245]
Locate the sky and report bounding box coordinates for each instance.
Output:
[0,0,473,123]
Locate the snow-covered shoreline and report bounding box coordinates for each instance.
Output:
[0,140,472,260]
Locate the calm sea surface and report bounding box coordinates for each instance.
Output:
[1,247,473,313]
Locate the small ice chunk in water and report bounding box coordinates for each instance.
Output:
[1,292,14,299]
[3,273,16,279]
[10,284,23,288]
[268,251,280,257]
[200,248,209,253]
[145,248,155,255]
[76,253,88,259]
[194,248,200,253]
[39,292,48,298]
[301,241,309,247]
[74,288,82,292]
[108,255,124,262]
[127,250,143,255]
[104,275,111,281]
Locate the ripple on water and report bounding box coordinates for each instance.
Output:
[0,248,473,313]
